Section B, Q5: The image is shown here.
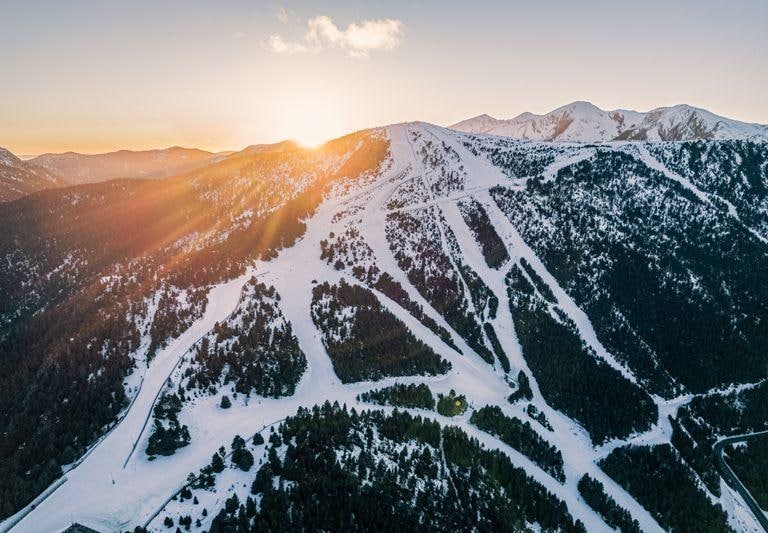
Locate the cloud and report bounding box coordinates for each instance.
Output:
[274,4,290,24]
[265,34,309,54]
[264,15,404,58]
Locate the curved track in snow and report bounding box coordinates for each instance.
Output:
[7,274,252,532]
[714,431,768,531]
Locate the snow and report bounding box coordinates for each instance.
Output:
[720,480,764,533]
[480,189,641,385]
[8,122,642,531]
[448,113,502,134]
[632,144,768,245]
[7,274,251,533]
[10,120,756,532]
[450,101,768,142]
[539,147,596,182]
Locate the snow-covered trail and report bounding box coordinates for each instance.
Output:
[362,124,475,355]
[471,194,663,531]
[634,144,716,207]
[366,124,663,531]
[540,147,596,183]
[632,144,768,245]
[9,274,252,533]
[422,126,662,532]
[429,122,640,385]
[477,188,641,386]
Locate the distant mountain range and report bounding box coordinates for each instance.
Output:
[450,101,768,142]
[2,103,766,204]
[0,147,68,202]
[30,146,223,186]
[0,141,307,202]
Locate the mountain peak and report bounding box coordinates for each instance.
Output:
[510,111,539,122]
[0,146,21,165]
[556,100,603,113]
[233,140,301,158]
[449,114,502,134]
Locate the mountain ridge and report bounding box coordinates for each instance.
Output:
[0,141,322,202]
[30,146,224,186]
[0,146,68,202]
[450,102,768,142]
[3,103,767,204]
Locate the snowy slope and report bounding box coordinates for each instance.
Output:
[2,123,766,533]
[451,102,768,142]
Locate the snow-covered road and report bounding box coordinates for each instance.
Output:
[7,274,251,532]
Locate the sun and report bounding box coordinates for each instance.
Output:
[294,133,328,149]
[239,78,355,151]
[289,114,340,149]
[267,87,351,150]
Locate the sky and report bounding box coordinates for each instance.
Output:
[0,0,766,154]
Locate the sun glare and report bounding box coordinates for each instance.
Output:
[288,114,340,149]
[294,134,328,149]
[261,84,354,152]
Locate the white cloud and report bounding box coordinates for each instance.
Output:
[265,34,309,54]
[264,15,404,58]
[274,4,289,24]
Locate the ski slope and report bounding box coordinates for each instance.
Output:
[7,274,251,532]
[7,122,764,532]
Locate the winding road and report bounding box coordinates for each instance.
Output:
[713,431,768,531]
[2,272,253,532]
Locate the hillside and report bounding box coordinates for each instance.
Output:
[31,147,223,185]
[0,147,68,202]
[451,102,768,142]
[0,124,766,532]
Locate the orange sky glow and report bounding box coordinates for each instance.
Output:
[1,1,766,155]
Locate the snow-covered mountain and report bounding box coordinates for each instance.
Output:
[1,124,767,532]
[31,146,223,185]
[0,146,68,202]
[451,101,768,142]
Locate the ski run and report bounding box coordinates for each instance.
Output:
[4,123,764,533]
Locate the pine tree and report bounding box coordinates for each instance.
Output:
[211,452,225,473]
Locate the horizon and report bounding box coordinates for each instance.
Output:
[2,0,767,154]
[8,99,768,158]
